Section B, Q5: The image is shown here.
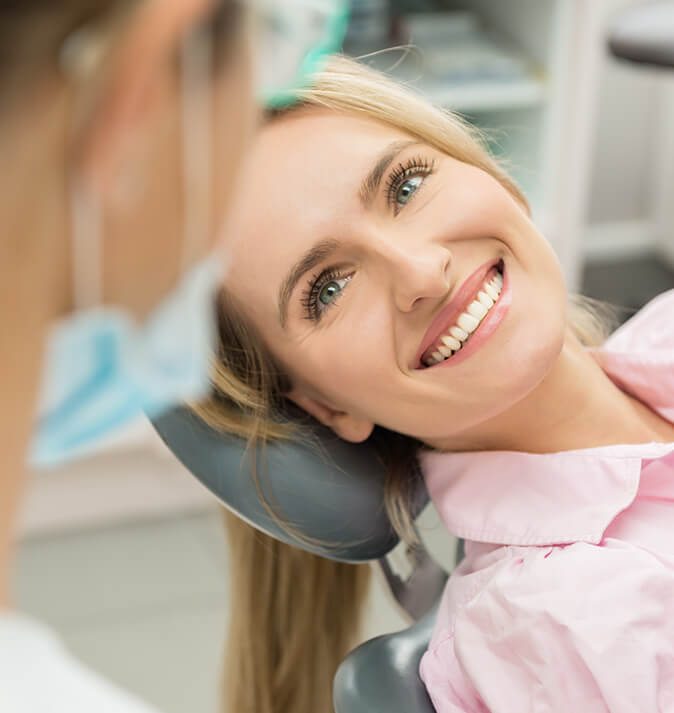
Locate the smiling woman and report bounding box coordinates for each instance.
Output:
[184,55,638,713]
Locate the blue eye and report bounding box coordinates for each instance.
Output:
[396,176,423,206]
[386,156,436,215]
[318,275,350,310]
[302,271,353,322]
[319,280,344,305]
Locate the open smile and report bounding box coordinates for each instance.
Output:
[414,258,507,369]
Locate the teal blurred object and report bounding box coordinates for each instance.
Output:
[257,0,350,108]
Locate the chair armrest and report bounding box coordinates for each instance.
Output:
[333,603,439,713]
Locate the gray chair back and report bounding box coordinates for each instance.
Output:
[151,405,446,713]
[151,405,429,561]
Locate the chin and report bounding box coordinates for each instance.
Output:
[468,302,567,431]
[407,289,567,444]
[500,308,566,401]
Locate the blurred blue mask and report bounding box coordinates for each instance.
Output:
[29,259,221,468]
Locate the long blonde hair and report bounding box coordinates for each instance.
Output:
[193,55,618,713]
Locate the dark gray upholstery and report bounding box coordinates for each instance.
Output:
[333,603,439,713]
[151,405,441,712]
[608,0,674,68]
[378,543,448,621]
[151,405,429,562]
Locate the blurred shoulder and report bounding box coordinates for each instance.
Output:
[603,288,674,351]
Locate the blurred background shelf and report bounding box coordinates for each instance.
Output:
[352,5,548,113]
[420,77,546,112]
[356,51,546,112]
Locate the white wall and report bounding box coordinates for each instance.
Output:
[587,56,659,223]
[584,0,674,261]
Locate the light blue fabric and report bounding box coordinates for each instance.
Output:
[29,257,220,468]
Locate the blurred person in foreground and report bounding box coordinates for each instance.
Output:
[0,1,346,710]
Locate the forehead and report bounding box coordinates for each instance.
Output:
[256,107,411,183]
[231,108,412,233]
[224,109,412,317]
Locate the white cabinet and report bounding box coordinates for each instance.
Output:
[19,418,214,537]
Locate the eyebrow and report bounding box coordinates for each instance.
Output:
[358,139,420,208]
[278,238,340,328]
[277,139,420,328]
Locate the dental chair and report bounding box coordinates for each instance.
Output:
[151,405,455,713]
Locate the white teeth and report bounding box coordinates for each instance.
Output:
[422,268,504,367]
[457,312,480,333]
[466,300,488,320]
[477,290,494,309]
[441,334,462,351]
[450,325,469,342]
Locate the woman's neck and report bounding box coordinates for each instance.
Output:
[435,326,674,455]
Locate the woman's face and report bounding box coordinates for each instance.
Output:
[226,108,568,450]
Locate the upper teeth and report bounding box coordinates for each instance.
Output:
[424,270,503,366]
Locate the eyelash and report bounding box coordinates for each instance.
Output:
[385,155,437,214]
[300,266,350,322]
[301,154,437,322]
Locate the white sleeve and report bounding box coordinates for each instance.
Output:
[0,612,164,713]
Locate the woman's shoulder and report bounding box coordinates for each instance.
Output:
[423,540,674,712]
[602,288,674,352]
[432,537,674,643]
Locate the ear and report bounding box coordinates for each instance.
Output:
[287,389,375,444]
[77,0,212,193]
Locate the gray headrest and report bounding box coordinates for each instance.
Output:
[150,406,429,563]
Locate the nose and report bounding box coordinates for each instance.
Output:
[378,240,452,313]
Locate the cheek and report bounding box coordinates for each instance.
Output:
[479,250,567,415]
[294,314,394,410]
[505,307,566,390]
[440,165,518,228]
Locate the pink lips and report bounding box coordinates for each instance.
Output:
[414,258,503,369]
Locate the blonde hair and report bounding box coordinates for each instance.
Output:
[193,55,618,713]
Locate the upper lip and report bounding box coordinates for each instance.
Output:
[413,258,502,369]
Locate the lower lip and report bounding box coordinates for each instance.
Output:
[428,262,511,370]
